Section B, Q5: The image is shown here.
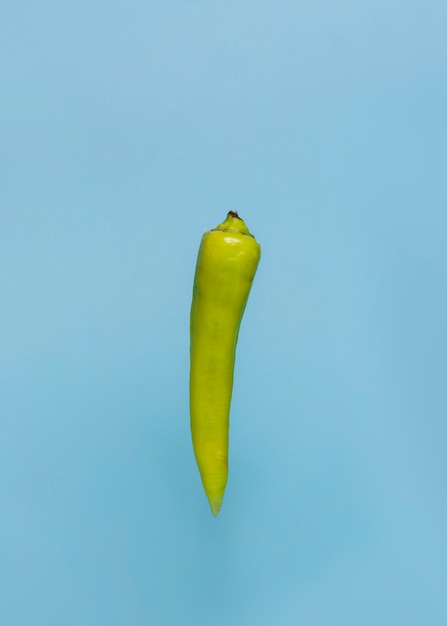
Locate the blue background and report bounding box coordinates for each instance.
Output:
[1,1,446,624]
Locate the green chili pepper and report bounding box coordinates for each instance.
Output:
[190,211,261,516]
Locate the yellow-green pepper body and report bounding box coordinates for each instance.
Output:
[190,212,261,516]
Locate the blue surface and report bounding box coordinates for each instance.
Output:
[1,1,446,624]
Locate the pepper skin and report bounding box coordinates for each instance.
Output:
[190,211,261,516]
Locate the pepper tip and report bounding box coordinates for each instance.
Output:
[209,496,224,517]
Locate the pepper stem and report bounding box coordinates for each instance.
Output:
[213,211,254,236]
